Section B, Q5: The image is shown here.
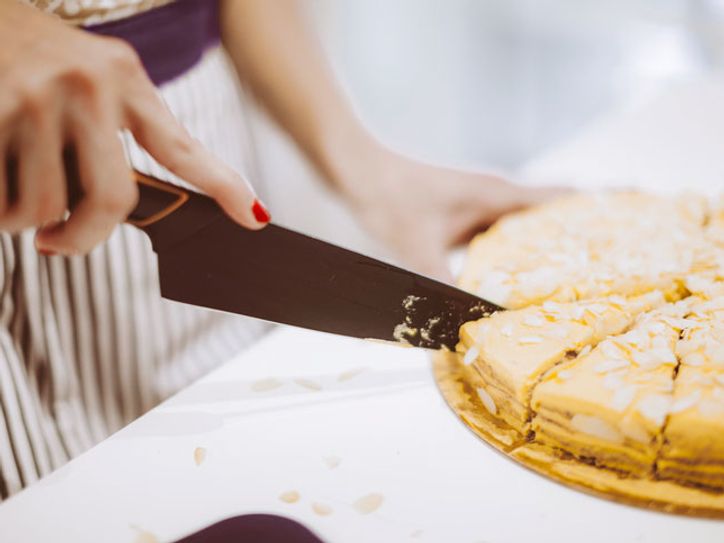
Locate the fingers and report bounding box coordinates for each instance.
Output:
[0,115,66,233]
[520,184,575,206]
[35,110,137,255]
[122,79,268,229]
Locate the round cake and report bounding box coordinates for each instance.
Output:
[441,192,724,514]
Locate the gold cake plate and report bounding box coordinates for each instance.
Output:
[433,350,724,519]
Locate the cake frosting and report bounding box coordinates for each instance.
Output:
[457,192,724,491]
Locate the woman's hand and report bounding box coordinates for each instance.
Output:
[0,1,268,256]
[334,145,568,280]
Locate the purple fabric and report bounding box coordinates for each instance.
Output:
[174,515,326,543]
[85,0,220,86]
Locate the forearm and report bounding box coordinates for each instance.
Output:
[219,0,381,196]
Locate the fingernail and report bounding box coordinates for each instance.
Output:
[39,220,64,235]
[252,199,271,224]
[37,246,56,257]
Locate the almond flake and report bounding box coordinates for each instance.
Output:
[637,394,672,426]
[312,502,333,516]
[193,447,206,466]
[594,358,630,374]
[353,493,384,514]
[600,341,624,360]
[543,301,562,312]
[518,336,544,345]
[337,367,366,382]
[523,314,545,327]
[463,346,479,366]
[251,378,283,392]
[294,378,322,391]
[279,490,300,504]
[476,387,497,415]
[133,530,160,543]
[500,324,514,337]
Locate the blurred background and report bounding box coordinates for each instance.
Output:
[253,0,724,254]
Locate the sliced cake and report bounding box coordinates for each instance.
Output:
[531,301,691,477]
[658,296,724,490]
[457,292,664,435]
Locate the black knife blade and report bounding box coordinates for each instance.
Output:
[101,170,504,350]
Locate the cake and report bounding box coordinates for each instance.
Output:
[455,192,724,494]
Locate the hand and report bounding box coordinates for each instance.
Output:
[335,146,569,280]
[0,1,269,256]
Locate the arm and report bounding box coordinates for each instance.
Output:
[220,0,566,278]
[219,0,373,194]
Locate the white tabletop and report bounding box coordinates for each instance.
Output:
[1,328,723,543]
[2,78,724,543]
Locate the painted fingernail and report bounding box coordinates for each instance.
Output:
[37,247,56,257]
[252,199,271,224]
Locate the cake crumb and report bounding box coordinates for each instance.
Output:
[337,367,366,382]
[323,455,342,469]
[279,490,300,504]
[251,378,283,392]
[130,526,159,543]
[311,502,333,516]
[294,378,322,391]
[193,447,206,466]
[353,493,384,514]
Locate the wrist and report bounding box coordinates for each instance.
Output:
[312,122,390,206]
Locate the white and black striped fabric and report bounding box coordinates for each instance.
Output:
[0,47,272,500]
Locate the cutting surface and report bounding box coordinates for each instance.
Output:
[1,327,723,543]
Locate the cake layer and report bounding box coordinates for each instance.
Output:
[458,193,705,309]
[458,292,665,434]
[531,303,690,477]
[659,297,724,490]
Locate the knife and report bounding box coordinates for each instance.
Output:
[65,166,502,350]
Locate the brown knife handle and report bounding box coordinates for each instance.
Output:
[61,148,191,228]
[127,171,190,228]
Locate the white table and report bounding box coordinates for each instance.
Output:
[2,328,723,543]
[2,79,724,543]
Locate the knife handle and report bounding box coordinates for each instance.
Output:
[59,148,193,228]
[127,170,190,228]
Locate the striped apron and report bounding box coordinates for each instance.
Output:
[0,1,272,500]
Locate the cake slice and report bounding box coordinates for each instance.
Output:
[658,296,724,490]
[530,301,692,477]
[458,192,704,309]
[457,292,664,435]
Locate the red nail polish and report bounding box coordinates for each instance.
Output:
[252,199,271,223]
[37,248,56,257]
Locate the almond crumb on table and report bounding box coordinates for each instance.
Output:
[352,493,384,514]
[294,378,323,391]
[311,502,333,516]
[337,367,366,382]
[279,490,300,504]
[193,447,206,466]
[251,377,283,392]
